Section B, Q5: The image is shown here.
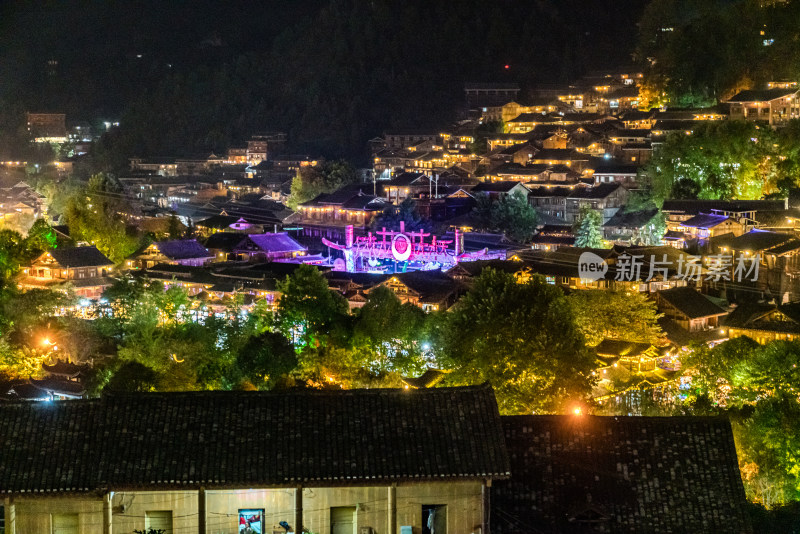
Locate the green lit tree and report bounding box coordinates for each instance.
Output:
[352,285,428,375]
[568,290,664,346]
[433,269,594,414]
[573,205,604,248]
[274,264,350,349]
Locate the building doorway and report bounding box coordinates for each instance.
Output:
[330,506,356,534]
[422,505,446,534]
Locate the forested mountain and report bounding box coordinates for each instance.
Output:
[0,0,646,164]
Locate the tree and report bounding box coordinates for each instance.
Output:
[568,290,663,346]
[25,218,57,254]
[64,173,143,262]
[734,396,800,508]
[352,286,428,375]
[274,264,350,348]
[434,269,594,414]
[287,160,359,210]
[235,331,297,390]
[104,361,160,393]
[371,198,429,232]
[573,206,604,248]
[472,191,539,243]
[641,121,776,202]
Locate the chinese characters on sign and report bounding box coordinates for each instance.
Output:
[613,253,760,282]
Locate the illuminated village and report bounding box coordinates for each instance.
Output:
[0,1,799,533]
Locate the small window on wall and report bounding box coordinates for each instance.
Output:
[145,510,173,534]
[52,513,79,534]
[422,505,446,534]
[239,509,264,533]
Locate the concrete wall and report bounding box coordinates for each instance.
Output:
[7,480,483,534]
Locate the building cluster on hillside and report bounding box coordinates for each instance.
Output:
[11,71,800,415]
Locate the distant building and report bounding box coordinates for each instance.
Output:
[726,87,800,126]
[656,286,728,332]
[464,82,520,108]
[0,385,508,534]
[19,246,114,299]
[231,232,307,262]
[246,133,286,165]
[493,415,751,533]
[374,270,463,312]
[26,112,67,143]
[127,239,214,269]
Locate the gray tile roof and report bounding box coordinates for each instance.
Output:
[727,88,798,102]
[0,385,509,493]
[154,239,213,260]
[658,287,728,319]
[49,246,113,268]
[493,415,752,534]
[680,213,733,229]
[235,233,306,254]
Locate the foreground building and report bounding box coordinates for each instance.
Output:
[0,386,753,534]
[0,385,508,534]
[493,415,752,534]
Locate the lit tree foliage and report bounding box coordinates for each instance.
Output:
[274,264,350,348]
[64,173,143,262]
[573,205,605,248]
[433,269,594,414]
[287,160,359,210]
[635,0,800,107]
[682,337,800,507]
[568,290,664,346]
[473,191,539,243]
[352,285,428,375]
[641,120,800,201]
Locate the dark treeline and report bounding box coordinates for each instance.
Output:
[0,0,647,164]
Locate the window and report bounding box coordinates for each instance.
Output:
[145,511,172,534]
[422,505,447,534]
[239,509,264,533]
[52,513,79,534]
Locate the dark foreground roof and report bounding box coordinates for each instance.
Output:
[493,415,751,534]
[0,385,509,493]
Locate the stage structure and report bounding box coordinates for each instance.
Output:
[322,223,505,272]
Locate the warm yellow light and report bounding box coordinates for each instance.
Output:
[572,407,582,416]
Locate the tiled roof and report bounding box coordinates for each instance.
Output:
[196,215,246,229]
[680,213,734,229]
[593,339,653,357]
[48,246,113,268]
[724,230,794,252]
[507,113,560,123]
[154,239,213,260]
[727,88,798,102]
[235,233,306,254]
[604,208,659,228]
[493,415,751,534]
[661,199,787,215]
[0,385,509,493]
[658,287,728,319]
[472,181,528,193]
[203,232,248,251]
[724,302,800,333]
[386,270,463,303]
[568,182,622,199]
